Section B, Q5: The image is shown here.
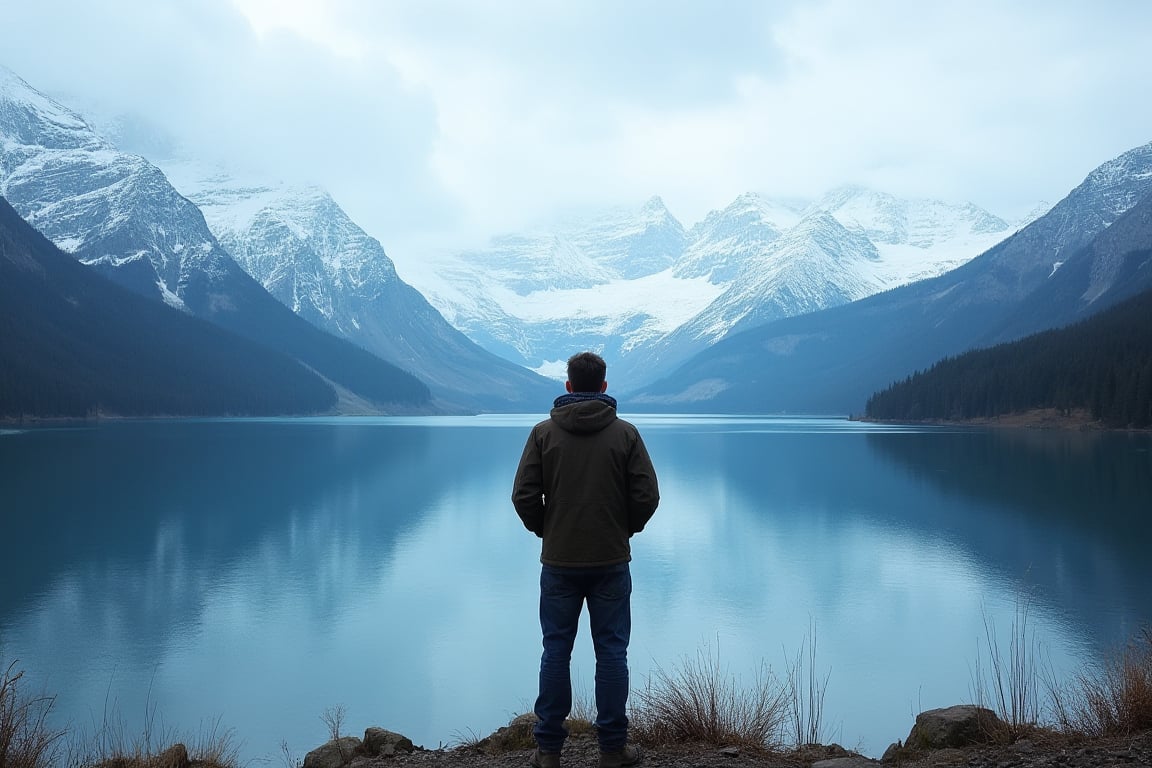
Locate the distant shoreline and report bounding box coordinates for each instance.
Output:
[6,408,1151,432]
[855,407,1152,432]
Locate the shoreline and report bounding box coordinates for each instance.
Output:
[289,708,1152,768]
[855,407,1152,432]
[7,408,1150,431]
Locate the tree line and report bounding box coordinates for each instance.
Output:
[865,282,1152,428]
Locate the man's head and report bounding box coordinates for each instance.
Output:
[565,351,607,393]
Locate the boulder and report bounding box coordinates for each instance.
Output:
[149,743,189,768]
[302,736,362,768]
[924,747,966,765]
[362,727,414,757]
[478,713,538,752]
[812,758,880,768]
[796,744,850,762]
[905,705,1001,750]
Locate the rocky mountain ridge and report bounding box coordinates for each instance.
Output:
[630,139,1152,413]
[159,161,556,411]
[0,64,553,413]
[400,185,1015,388]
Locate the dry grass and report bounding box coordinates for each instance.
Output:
[0,661,65,768]
[1051,628,1152,739]
[187,717,241,768]
[975,598,1152,745]
[972,599,1043,743]
[564,681,597,737]
[629,644,789,749]
[1,665,245,768]
[455,683,595,752]
[785,623,830,747]
[69,716,239,768]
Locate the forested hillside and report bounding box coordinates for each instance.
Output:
[864,279,1152,427]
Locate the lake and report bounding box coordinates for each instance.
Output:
[1,416,1150,761]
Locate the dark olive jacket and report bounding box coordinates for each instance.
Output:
[512,396,659,567]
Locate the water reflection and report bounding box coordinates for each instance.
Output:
[0,420,538,760]
[865,428,1152,648]
[0,418,1148,761]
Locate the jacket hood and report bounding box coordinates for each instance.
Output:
[550,394,618,435]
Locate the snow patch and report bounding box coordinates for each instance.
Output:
[157,279,186,310]
[643,378,731,403]
[81,250,150,268]
[508,270,722,330]
[532,359,569,381]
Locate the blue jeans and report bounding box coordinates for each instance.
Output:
[534,563,632,753]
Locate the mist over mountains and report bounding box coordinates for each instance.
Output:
[0,64,551,414]
[157,162,556,412]
[2,60,1149,419]
[631,141,1152,413]
[403,184,1019,388]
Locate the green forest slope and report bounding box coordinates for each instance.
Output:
[865,277,1152,428]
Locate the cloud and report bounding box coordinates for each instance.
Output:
[2,0,453,240]
[2,0,1151,256]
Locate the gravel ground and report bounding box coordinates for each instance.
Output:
[355,731,1152,768]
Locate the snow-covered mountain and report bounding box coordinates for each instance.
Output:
[2,60,1028,402]
[159,161,556,411]
[630,139,1152,413]
[555,196,688,279]
[816,185,1012,285]
[618,210,883,381]
[398,187,1013,388]
[673,192,804,282]
[0,66,232,310]
[406,196,716,379]
[0,194,341,417]
[0,64,432,410]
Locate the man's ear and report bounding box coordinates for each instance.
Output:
[600,381,608,393]
[565,381,573,393]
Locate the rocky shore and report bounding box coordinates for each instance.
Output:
[295,706,1152,768]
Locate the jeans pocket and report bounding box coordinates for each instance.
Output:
[593,569,632,601]
[540,567,576,599]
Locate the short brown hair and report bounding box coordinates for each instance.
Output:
[567,351,606,392]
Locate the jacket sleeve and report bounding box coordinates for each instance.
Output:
[511,428,546,537]
[626,431,659,534]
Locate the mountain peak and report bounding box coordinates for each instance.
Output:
[1089,140,1152,180]
[0,65,107,153]
[1077,141,1152,219]
[817,183,876,207]
[783,208,881,263]
[699,192,805,233]
[640,195,670,214]
[814,184,1009,248]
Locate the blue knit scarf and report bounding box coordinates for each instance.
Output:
[553,392,618,409]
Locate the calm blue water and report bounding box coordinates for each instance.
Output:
[1,416,1150,761]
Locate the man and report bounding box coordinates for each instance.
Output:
[512,351,660,768]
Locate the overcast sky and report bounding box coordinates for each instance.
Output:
[4,0,1151,263]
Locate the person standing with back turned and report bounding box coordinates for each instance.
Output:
[512,351,660,768]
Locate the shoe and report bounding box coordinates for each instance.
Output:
[530,748,561,768]
[599,743,641,768]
